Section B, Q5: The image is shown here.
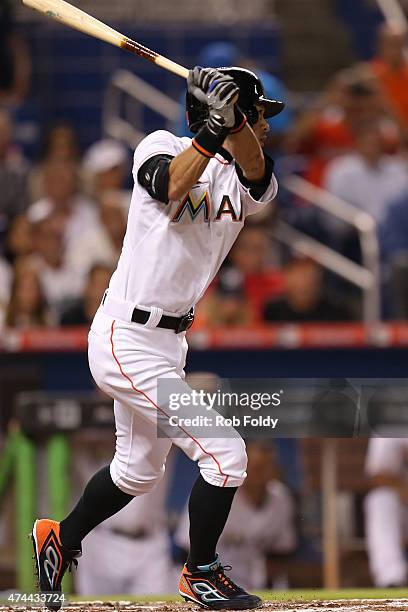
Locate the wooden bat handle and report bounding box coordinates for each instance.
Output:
[120,38,189,79]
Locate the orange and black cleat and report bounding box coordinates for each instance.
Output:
[31,519,81,611]
[179,554,262,609]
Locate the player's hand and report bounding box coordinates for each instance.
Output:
[187,66,221,98]
[188,66,240,130]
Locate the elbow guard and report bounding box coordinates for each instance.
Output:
[235,152,275,200]
[137,154,174,204]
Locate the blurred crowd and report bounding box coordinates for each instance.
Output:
[0,122,129,329]
[0,17,408,328]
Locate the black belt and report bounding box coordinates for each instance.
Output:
[131,307,195,333]
[101,292,194,333]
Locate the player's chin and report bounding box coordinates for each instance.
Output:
[257,134,267,147]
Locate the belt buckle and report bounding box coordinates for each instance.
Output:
[175,308,195,334]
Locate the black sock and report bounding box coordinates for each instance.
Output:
[187,475,237,571]
[59,466,133,550]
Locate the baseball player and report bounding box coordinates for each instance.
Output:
[364,438,408,587]
[31,66,284,610]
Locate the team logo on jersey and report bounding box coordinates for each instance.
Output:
[172,190,242,224]
[172,191,210,223]
[215,195,242,222]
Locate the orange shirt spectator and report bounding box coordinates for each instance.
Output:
[287,67,399,186]
[244,270,285,319]
[371,60,408,128]
[302,111,355,185]
[371,24,408,131]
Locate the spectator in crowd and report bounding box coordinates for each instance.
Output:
[29,122,81,201]
[4,259,49,328]
[196,267,254,328]
[66,189,127,282]
[370,24,408,137]
[324,119,408,229]
[82,139,130,206]
[263,256,353,322]
[364,438,408,587]
[175,441,297,590]
[0,109,28,245]
[60,263,113,327]
[286,67,399,186]
[28,160,98,256]
[27,203,83,319]
[40,122,81,163]
[4,212,33,263]
[229,226,284,319]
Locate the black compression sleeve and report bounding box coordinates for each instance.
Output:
[187,475,237,570]
[235,152,275,200]
[137,154,174,204]
[59,466,133,550]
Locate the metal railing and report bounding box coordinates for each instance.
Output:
[103,69,180,149]
[279,175,381,322]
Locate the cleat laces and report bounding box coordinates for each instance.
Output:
[211,564,242,594]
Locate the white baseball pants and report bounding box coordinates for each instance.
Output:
[88,307,247,496]
[365,487,408,586]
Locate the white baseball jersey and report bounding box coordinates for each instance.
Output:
[108,130,278,315]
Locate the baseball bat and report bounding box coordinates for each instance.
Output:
[22,0,189,79]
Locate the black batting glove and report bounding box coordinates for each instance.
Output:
[187,66,240,129]
[187,66,220,95]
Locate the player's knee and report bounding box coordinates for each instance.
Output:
[203,437,247,487]
[229,436,248,482]
[110,458,164,496]
[115,472,163,496]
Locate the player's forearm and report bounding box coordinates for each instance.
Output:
[224,124,265,181]
[168,147,210,200]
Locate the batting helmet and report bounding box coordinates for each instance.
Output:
[186,67,285,133]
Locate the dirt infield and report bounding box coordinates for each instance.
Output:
[1,600,408,612]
